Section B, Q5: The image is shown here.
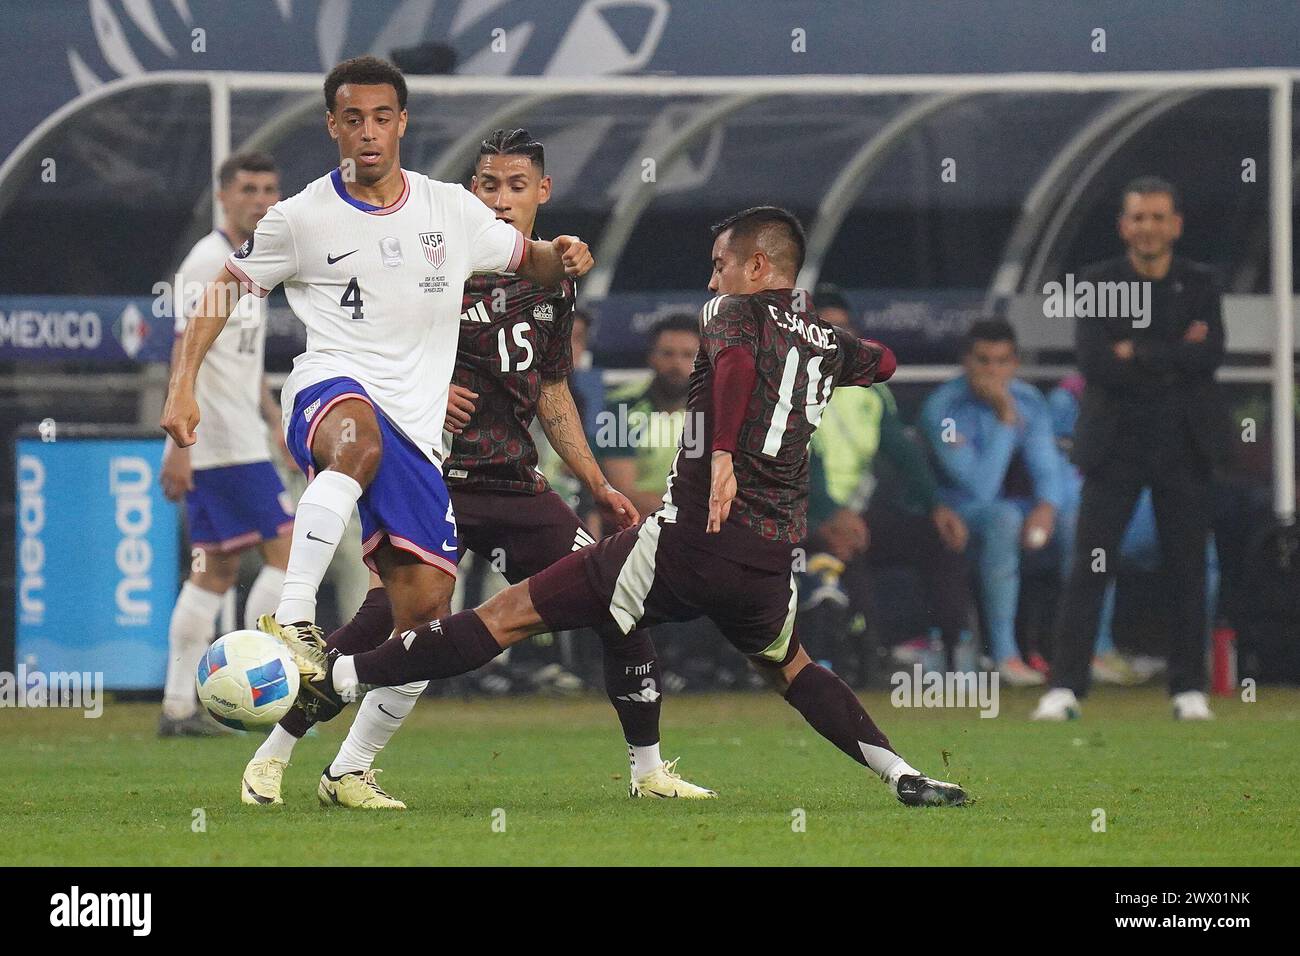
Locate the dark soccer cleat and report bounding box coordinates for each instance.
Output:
[894,773,968,807]
[294,648,350,723]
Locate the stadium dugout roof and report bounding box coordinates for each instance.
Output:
[0,69,1294,516]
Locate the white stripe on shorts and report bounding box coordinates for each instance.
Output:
[608,517,664,634]
[756,574,799,662]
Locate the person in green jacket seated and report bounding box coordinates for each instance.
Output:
[802,286,972,674]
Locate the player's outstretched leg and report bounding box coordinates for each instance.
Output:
[598,624,714,799]
[241,584,393,806]
[279,577,551,719]
[765,644,967,807]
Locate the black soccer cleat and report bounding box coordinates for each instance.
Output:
[295,648,350,724]
[894,774,968,808]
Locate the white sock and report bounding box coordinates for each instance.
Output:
[276,470,362,625]
[329,681,427,776]
[860,743,920,786]
[254,724,299,762]
[163,581,223,719]
[628,742,662,778]
[332,654,360,701]
[244,564,286,630]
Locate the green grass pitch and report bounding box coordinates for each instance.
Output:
[3,687,1298,866]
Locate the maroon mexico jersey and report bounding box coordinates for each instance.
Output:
[662,289,889,571]
[445,272,576,493]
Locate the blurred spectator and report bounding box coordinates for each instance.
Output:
[801,285,972,679]
[598,314,699,519]
[920,319,1070,686]
[1048,373,1219,685]
[1036,176,1227,722]
[566,309,607,445]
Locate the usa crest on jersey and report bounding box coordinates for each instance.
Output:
[420,232,446,268]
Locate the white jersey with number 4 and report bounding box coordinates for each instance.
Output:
[175,229,270,471]
[226,168,525,465]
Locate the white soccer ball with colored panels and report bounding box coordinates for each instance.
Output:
[195,630,299,730]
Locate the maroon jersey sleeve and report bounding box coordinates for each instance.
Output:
[699,295,760,363]
[538,282,576,382]
[835,326,895,386]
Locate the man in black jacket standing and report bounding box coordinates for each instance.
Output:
[1033,177,1225,721]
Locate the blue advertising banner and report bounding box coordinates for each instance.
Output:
[0,296,170,363]
[16,437,179,690]
[0,295,307,365]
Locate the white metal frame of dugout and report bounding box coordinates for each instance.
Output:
[0,69,1293,519]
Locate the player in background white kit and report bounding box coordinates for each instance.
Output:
[158,152,295,737]
[160,57,594,802]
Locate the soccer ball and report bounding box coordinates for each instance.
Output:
[195,630,299,731]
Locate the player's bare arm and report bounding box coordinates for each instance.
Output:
[159,335,196,502]
[538,377,639,529]
[516,235,593,286]
[160,265,244,446]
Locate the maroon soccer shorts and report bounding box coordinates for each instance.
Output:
[451,485,597,582]
[527,513,800,665]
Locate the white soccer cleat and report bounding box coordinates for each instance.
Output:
[1031,687,1081,721]
[1172,690,1215,721]
[629,758,717,799]
[241,756,288,806]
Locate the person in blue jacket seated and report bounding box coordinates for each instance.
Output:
[920,319,1075,686]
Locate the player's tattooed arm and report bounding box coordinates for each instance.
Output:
[161,265,243,446]
[538,378,639,529]
[517,236,594,287]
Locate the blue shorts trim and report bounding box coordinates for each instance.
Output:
[286,377,458,578]
[186,460,294,553]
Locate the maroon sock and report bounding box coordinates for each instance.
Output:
[277,706,313,739]
[352,610,504,685]
[275,587,394,739]
[784,663,897,771]
[325,587,394,655]
[596,624,662,747]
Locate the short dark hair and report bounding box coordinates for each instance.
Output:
[814,282,850,314]
[710,205,807,277]
[1120,175,1180,214]
[324,55,408,112]
[478,128,545,173]
[964,318,1018,353]
[649,313,700,348]
[217,151,277,189]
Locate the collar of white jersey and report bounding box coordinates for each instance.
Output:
[330,167,411,216]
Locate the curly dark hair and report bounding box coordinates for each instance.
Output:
[324,55,408,112]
